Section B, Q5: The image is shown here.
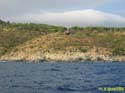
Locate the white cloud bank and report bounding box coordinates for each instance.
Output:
[9,9,125,27]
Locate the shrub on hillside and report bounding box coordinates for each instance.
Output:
[112,48,125,56]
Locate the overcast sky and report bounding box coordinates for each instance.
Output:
[0,0,125,27]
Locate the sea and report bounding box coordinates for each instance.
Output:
[0,61,125,93]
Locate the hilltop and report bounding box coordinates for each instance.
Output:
[0,19,125,62]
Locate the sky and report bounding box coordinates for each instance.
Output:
[0,0,125,27]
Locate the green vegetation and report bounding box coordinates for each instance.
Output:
[112,48,125,56]
[0,19,125,57]
[0,19,6,24]
[0,19,66,56]
[79,47,88,53]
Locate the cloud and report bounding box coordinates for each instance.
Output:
[0,0,107,8]
[9,9,125,27]
[0,0,18,8]
[0,0,109,17]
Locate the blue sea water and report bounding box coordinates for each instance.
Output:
[0,61,125,93]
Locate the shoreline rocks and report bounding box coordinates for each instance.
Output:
[0,52,124,62]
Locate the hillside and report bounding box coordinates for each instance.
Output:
[0,19,125,62]
[0,20,66,57]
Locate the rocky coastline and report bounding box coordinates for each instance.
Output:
[0,51,125,62]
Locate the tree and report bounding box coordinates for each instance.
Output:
[0,19,6,24]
